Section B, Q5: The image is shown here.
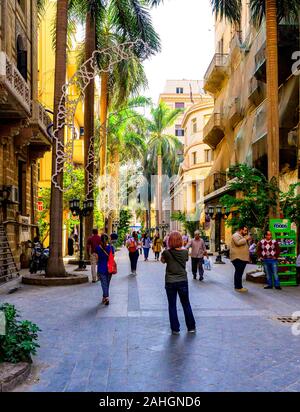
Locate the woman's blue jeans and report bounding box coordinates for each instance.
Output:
[165,281,196,332]
[99,272,112,298]
[143,247,150,259]
[263,259,280,287]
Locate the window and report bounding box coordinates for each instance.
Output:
[79,127,84,136]
[192,118,197,133]
[192,152,197,165]
[16,35,27,81]
[204,149,213,163]
[176,87,184,94]
[175,124,184,137]
[175,102,185,109]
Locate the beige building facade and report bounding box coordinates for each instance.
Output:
[170,96,214,234]
[203,0,299,251]
[0,0,52,273]
[159,80,206,143]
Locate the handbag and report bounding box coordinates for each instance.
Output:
[100,245,117,275]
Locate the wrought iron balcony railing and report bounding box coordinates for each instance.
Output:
[204,53,229,94]
[0,51,31,116]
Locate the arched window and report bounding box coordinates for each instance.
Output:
[16,35,27,81]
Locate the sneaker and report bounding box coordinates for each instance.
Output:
[235,288,248,293]
[172,330,180,335]
[275,286,282,290]
[193,275,196,280]
[188,329,196,333]
[264,286,273,289]
[199,277,203,281]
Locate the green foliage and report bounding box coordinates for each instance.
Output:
[0,304,41,364]
[220,164,279,233]
[117,208,132,246]
[171,211,200,237]
[37,187,51,243]
[280,183,300,228]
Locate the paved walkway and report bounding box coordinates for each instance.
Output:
[1,247,300,392]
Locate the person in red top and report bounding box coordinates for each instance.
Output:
[87,228,101,283]
[257,230,281,290]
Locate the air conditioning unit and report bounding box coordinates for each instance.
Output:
[10,186,19,203]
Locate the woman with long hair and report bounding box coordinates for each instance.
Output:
[95,234,115,305]
[126,231,140,275]
[161,231,196,335]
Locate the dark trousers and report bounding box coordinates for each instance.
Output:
[129,250,139,271]
[165,281,196,332]
[155,251,160,260]
[99,272,112,298]
[232,259,247,289]
[191,257,204,279]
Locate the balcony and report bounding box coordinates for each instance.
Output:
[204,53,229,94]
[203,113,225,149]
[228,98,243,128]
[254,23,299,85]
[30,101,52,145]
[0,52,31,118]
[248,77,265,106]
[204,172,227,198]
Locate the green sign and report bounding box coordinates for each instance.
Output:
[270,219,291,232]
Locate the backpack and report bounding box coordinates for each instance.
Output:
[128,239,137,253]
[100,245,117,275]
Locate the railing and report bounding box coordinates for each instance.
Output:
[204,53,229,81]
[31,101,52,141]
[213,172,227,191]
[204,112,223,133]
[0,52,31,114]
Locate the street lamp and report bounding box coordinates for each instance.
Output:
[69,198,94,270]
[208,205,226,264]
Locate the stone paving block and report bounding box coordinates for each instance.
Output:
[3,248,300,392]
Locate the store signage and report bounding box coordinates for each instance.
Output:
[37,201,43,212]
[270,219,291,232]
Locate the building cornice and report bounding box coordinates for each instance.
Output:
[181,100,214,128]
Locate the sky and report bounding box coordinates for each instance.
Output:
[143,0,215,103]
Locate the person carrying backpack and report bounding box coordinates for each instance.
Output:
[126,231,139,275]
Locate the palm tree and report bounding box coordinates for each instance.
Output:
[210,0,300,217]
[105,97,150,232]
[147,102,183,226]
[46,0,68,277]
[98,0,162,178]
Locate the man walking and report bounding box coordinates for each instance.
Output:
[87,228,101,283]
[186,230,207,281]
[230,226,250,292]
[257,230,281,290]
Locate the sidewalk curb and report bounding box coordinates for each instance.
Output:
[0,362,31,392]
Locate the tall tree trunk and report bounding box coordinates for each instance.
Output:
[157,151,163,228]
[99,72,109,231]
[84,9,96,255]
[100,72,109,177]
[107,149,120,235]
[46,0,68,277]
[266,0,280,217]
